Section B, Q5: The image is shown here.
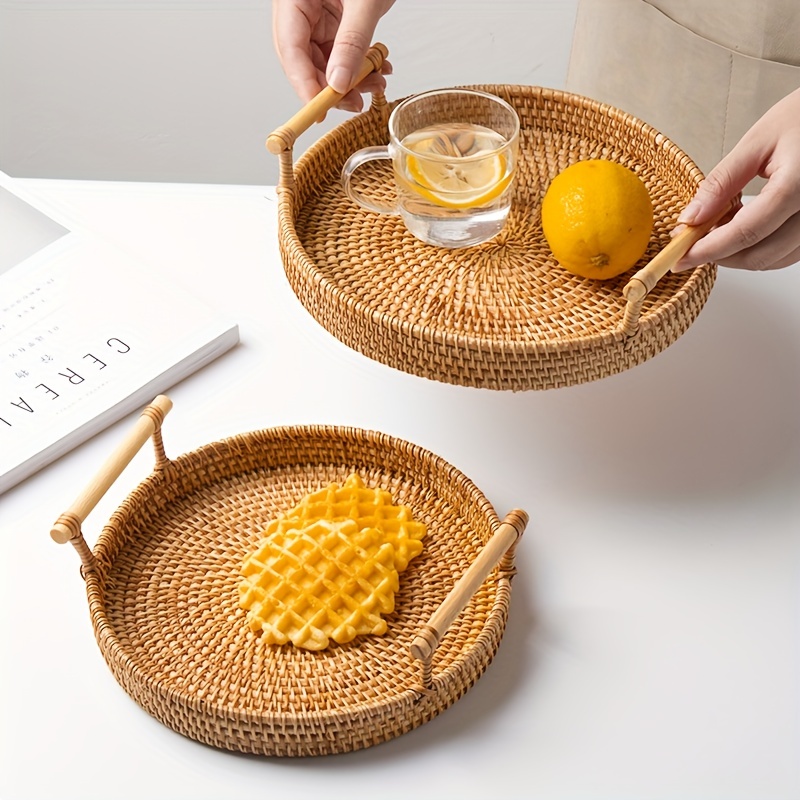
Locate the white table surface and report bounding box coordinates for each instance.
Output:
[2,178,799,800]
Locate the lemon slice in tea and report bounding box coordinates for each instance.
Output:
[403,124,511,209]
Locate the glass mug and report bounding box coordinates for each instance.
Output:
[341,88,520,248]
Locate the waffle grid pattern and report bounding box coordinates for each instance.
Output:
[239,474,426,651]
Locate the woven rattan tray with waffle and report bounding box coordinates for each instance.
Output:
[51,396,528,756]
[267,43,725,391]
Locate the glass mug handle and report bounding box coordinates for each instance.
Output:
[341,146,399,215]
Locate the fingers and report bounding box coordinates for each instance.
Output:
[673,176,800,272]
[335,67,392,111]
[677,142,765,231]
[273,0,394,112]
[273,0,326,103]
[326,0,394,94]
[671,87,800,273]
[670,195,742,240]
[753,243,800,271]
[700,209,800,271]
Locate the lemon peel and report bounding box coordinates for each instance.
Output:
[541,159,654,280]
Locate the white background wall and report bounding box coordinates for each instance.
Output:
[0,0,579,185]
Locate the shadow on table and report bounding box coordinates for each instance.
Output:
[481,274,800,503]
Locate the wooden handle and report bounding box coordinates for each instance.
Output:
[50,395,173,544]
[623,200,737,305]
[266,42,389,154]
[410,508,528,664]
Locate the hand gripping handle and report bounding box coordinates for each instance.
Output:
[620,200,737,335]
[266,42,389,155]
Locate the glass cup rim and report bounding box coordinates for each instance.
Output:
[388,88,520,163]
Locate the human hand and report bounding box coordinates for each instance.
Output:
[272,0,395,112]
[672,87,800,272]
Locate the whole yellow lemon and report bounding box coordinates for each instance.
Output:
[541,159,654,280]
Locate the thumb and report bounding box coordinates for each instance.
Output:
[326,2,384,94]
[678,137,763,226]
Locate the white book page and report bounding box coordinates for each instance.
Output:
[0,172,239,493]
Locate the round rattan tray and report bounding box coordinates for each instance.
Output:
[51,397,527,756]
[267,45,717,391]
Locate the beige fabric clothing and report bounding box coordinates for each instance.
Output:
[646,0,800,65]
[566,0,800,190]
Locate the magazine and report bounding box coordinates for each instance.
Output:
[0,170,239,493]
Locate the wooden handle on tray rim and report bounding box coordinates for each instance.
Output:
[410,508,528,666]
[620,199,737,334]
[50,395,173,551]
[266,42,389,155]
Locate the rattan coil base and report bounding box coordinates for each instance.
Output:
[64,413,519,757]
[276,84,715,391]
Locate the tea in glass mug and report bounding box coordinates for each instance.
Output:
[342,89,520,248]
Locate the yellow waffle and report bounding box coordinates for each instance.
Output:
[264,473,426,572]
[239,519,399,651]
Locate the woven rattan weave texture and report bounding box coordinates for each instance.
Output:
[277,84,715,390]
[81,424,514,756]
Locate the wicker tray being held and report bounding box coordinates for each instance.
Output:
[51,396,528,756]
[267,44,726,391]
